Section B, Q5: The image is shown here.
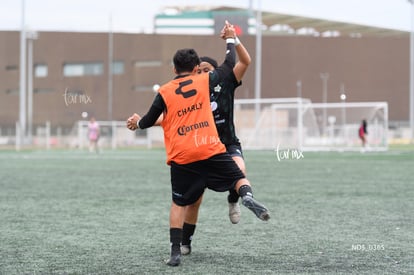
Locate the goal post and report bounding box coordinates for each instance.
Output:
[68,99,388,152]
[234,98,388,151]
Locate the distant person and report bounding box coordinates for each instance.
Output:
[358,119,368,149]
[88,117,100,153]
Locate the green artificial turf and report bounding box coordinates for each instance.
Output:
[0,148,413,274]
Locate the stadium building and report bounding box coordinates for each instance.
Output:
[0,6,411,147]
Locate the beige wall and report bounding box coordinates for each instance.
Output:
[0,31,409,131]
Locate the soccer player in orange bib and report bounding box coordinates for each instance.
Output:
[127,21,269,267]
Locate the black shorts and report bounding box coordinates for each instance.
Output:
[170,153,245,206]
[225,144,244,159]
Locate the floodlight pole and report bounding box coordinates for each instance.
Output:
[19,0,26,145]
[108,14,114,121]
[297,81,303,149]
[254,0,262,124]
[409,0,414,142]
[27,30,38,145]
[320,72,329,135]
[340,84,347,144]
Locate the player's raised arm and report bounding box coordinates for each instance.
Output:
[210,21,236,87]
[233,38,251,82]
[219,24,251,83]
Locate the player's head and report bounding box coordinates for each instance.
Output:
[173,48,200,74]
[198,56,218,74]
[362,119,367,127]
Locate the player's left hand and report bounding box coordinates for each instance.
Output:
[126,113,141,131]
[221,20,235,39]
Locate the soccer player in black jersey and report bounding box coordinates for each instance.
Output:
[181,32,253,256]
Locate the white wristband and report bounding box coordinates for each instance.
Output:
[235,37,241,46]
[226,38,235,44]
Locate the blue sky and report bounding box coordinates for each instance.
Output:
[0,0,412,33]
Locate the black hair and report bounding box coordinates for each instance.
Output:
[362,119,367,127]
[200,56,218,69]
[173,48,200,74]
[362,119,368,133]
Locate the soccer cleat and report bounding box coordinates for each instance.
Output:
[228,202,241,224]
[165,253,181,266]
[181,244,191,255]
[241,196,270,221]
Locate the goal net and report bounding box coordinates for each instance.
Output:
[234,98,388,151]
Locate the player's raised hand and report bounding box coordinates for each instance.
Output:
[222,20,236,39]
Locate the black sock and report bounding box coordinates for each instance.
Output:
[170,228,182,255]
[182,223,196,246]
[228,189,239,203]
[238,185,253,198]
